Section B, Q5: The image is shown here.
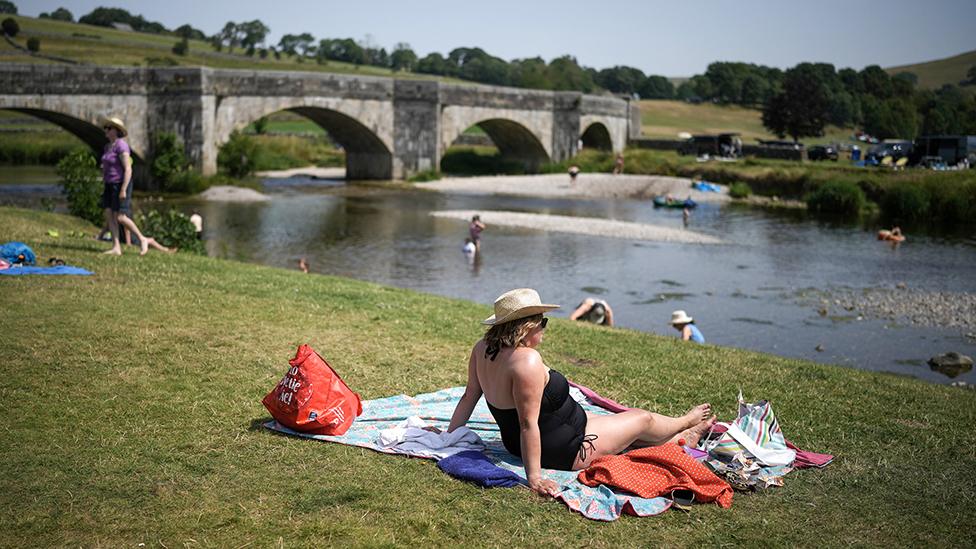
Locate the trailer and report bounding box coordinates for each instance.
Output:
[912,135,976,167]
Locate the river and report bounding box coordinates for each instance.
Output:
[3,167,975,385]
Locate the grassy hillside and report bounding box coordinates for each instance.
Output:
[0,14,457,81]
[1,206,975,547]
[886,49,976,89]
[639,100,854,145]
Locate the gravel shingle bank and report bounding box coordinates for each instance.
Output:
[419,173,730,202]
[432,210,723,244]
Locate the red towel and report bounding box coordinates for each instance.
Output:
[577,443,734,508]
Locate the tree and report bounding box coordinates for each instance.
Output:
[761,63,830,142]
[416,52,450,75]
[1,16,17,37]
[26,36,38,52]
[595,66,646,95]
[278,33,314,57]
[172,37,189,56]
[639,75,674,99]
[217,21,245,53]
[859,65,893,98]
[79,7,167,34]
[862,97,917,139]
[510,57,549,89]
[390,43,417,71]
[238,20,269,50]
[175,24,206,41]
[546,55,595,92]
[40,7,73,21]
[0,1,16,15]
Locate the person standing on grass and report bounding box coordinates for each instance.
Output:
[469,215,486,253]
[100,117,150,256]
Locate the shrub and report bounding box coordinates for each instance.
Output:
[145,56,178,67]
[1,16,18,36]
[134,209,205,254]
[149,132,204,193]
[25,36,38,52]
[56,149,103,225]
[171,37,188,56]
[252,116,268,135]
[880,182,929,223]
[729,182,752,199]
[806,180,866,215]
[407,169,441,183]
[218,131,260,178]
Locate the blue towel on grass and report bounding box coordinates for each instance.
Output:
[0,265,93,276]
[437,450,524,488]
[263,386,673,521]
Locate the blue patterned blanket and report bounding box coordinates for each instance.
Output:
[263,385,673,521]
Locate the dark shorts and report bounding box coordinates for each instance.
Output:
[101,182,132,215]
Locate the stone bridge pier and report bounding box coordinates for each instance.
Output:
[0,64,634,185]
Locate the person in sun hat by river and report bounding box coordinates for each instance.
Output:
[100,116,150,256]
[447,288,715,497]
[670,310,705,343]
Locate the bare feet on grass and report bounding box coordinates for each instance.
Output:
[139,240,149,256]
[103,247,122,255]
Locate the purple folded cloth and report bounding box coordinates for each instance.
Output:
[437,450,525,488]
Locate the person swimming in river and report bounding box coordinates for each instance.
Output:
[877,227,905,243]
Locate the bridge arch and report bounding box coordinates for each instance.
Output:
[0,107,147,161]
[580,121,613,151]
[441,106,552,172]
[213,97,394,180]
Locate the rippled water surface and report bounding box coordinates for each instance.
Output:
[6,172,976,384]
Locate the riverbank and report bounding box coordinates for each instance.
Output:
[1,206,974,547]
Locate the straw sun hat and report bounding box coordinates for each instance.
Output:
[669,310,693,325]
[101,116,127,136]
[483,288,559,325]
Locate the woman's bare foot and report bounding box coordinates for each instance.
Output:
[102,247,122,255]
[139,240,149,256]
[671,415,717,447]
[682,403,711,429]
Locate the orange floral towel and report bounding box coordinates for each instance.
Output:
[577,443,734,508]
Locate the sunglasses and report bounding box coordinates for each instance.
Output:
[103,126,114,131]
[540,317,548,330]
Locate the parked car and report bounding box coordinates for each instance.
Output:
[808,145,838,161]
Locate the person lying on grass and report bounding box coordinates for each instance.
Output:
[448,288,716,497]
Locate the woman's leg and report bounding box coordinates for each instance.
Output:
[572,404,713,470]
[103,208,122,255]
[116,214,149,255]
[145,237,174,253]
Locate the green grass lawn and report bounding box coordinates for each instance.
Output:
[886,49,976,90]
[640,100,855,146]
[1,206,974,546]
[0,14,464,82]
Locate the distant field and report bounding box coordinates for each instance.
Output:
[0,15,460,82]
[639,100,855,146]
[886,49,976,90]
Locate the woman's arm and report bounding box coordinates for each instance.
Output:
[682,325,692,341]
[119,152,132,199]
[447,346,483,432]
[604,304,614,327]
[569,298,594,321]
[512,352,559,496]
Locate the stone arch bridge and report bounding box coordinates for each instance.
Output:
[0,64,638,183]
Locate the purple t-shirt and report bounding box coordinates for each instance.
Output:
[101,139,130,184]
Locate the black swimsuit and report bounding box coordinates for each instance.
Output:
[486,369,590,470]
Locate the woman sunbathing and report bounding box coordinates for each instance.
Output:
[447,288,715,497]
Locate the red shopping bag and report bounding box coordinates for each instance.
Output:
[262,344,363,435]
